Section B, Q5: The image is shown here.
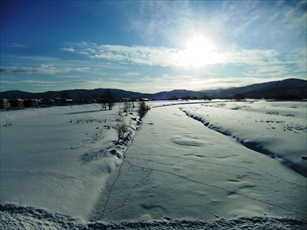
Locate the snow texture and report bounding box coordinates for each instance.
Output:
[1,101,306,229]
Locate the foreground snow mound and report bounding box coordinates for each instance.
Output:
[181,100,307,177]
[1,204,306,230]
[0,204,84,229]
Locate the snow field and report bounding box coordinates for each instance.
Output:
[1,101,306,229]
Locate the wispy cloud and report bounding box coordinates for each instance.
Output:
[0,64,91,75]
[61,47,75,52]
[62,42,283,68]
[62,42,184,67]
[243,65,290,77]
[218,1,306,51]
[0,80,15,84]
[0,65,72,75]
[22,80,55,85]
[75,67,91,72]
[6,42,26,48]
[120,72,141,77]
[124,1,193,44]
[222,50,281,66]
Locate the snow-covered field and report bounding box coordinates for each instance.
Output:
[1,100,306,229]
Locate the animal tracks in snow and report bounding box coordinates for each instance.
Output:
[127,153,306,188]
[102,167,154,217]
[123,158,305,216]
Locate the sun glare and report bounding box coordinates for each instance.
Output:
[181,36,216,67]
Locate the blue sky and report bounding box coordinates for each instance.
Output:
[1,0,306,93]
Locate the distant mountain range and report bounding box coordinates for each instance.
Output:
[202,78,307,100]
[1,78,306,101]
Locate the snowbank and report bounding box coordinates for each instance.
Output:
[0,104,140,220]
[181,100,307,177]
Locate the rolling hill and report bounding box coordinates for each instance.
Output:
[1,78,306,102]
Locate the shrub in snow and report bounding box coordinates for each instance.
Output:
[121,101,134,115]
[125,129,133,141]
[138,101,150,119]
[114,120,128,143]
[118,103,123,115]
[69,117,103,124]
[123,101,129,114]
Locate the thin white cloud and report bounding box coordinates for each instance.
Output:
[54,75,79,79]
[7,43,26,48]
[61,47,75,52]
[5,55,62,63]
[124,1,193,44]
[295,59,307,75]
[0,65,91,75]
[1,51,115,72]
[75,67,91,72]
[22,80,55,85]
[222,50,281,66]
[62,42,283,68]
[0,65,72,75]
[0,80,15,84]
[121,72,141,77]
[243,65,290,77]
[223,1,306,51]
[74,43,184,67]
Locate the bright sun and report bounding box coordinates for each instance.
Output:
[181,36,215,66]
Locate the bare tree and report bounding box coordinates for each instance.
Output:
[114,120,128,143]
[101,89,116,110]
[138,101,150,119]
[123,101,129,115]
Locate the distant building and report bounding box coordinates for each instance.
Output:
[3,99,11,109]
[3,98,39,109]
[24,99,38,107]
[120,97,131,102]
[9,99,24,108]
[65,98,73,103]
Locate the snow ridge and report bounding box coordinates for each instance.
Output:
[182,109,277,156]
[1,204,307,230]
[88,113,144,221]
[180,101,307,178]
